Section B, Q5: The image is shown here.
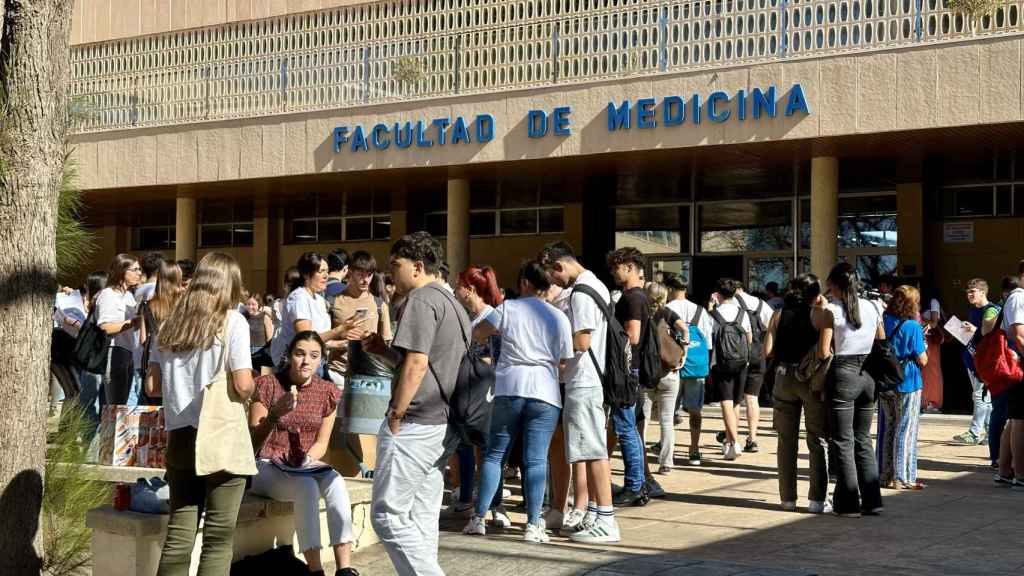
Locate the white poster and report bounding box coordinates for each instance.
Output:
[943,222,974,244]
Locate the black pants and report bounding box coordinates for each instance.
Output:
[105,346,135,405]
[827,355,882,515]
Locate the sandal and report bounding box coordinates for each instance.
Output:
[899,481,926,490]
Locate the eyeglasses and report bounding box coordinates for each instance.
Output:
[127,267,142,272]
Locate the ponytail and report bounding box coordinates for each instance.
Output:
[459,266,504,307]
[827,262,862,329]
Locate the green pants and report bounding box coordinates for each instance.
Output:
[773,367,830,504]
[158,427,247,576]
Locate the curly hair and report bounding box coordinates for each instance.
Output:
[606,247,646,270]
[391,231,444,275]
[887,285,920,321]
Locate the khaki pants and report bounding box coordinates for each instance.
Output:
[772,367,829,504]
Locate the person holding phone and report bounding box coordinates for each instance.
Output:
[327,251,392,387]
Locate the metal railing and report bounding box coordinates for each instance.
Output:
[70,0,1024,133]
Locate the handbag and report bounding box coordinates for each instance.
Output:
[864,320,907,395]
[795,346,832,395]
[655,312,686,372]
[195,323,258,477]
[974,308,1024,396]
[72,308,111,374]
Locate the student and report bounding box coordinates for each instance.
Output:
[366,232,471,575]
[465,261,573,543]
[995,263,1024,489]
[249,331,358,576]
[641,281,689,476]
[708,278,753,461]
[135,252,165,304]
[176,258,196,288]
[664,274,713,466]
[606,247,650,506]
[324,248,349,311]
[733,283,774,453]
[765,282,784,311]
[243,293,275,376]
[954,279,999,445]
[991,275,1021,467]
[145,252,255,575]
[76,271,109,435]
[96,254,144,406]
[327,251,392,387]
[538,241,621,543]
[821,262,885,517]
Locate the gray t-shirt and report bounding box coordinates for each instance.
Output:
[391,282,470,425]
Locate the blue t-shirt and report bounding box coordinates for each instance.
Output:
[883,313,927,393]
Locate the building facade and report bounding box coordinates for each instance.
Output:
[68,0,1024,313]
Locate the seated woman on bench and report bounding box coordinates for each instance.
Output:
[249,330,358,576]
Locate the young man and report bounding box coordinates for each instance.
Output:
[176,258,196,288]
[725,283,773,453]
[765,282,784,311]
[606,247,653,505]
[134,252,165,303]
[328,251,392,387]
[954,279,999,445]
[708,278,753,460]
[664,274,714,466]
[538,241,621,543]
[367,232,470,575]
[995,263,1024,489]
[324,248,349,310]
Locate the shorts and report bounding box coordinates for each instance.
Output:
[713,366,748,404]
[1008,383,1024,420]
[680,377,706,412]
[562,386,608,463]
[744,370,764,397]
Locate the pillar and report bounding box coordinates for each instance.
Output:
[896,182,923,278]
[174,193,197,263]
[810,156,839,280]
[252,193,271,297]
[446,178,470,284]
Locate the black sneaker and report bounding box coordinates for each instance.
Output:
[337,569,360,576]
[716,431,727,444]
[611,482,624,496]
[744,438,760,453]
[644,476,667,498]
[613,488,649,507]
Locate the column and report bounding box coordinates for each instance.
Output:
[810,156,839,280]
[896,182,923,277]
[251,190,271,296]
[174,194,197,263]
[446,177,470,283]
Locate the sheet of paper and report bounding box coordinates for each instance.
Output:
[55,290,86,324]
[943,315,974,347]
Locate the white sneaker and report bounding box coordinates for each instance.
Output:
[569,516,621,544]
[502,488,512,499]
[781,501,797,511]
[724,442,740,461]
[463,515,486,535]
[544,508,564,531]
[808,500,833,514]
[560,508,586,535]
[523,522,550,543]
[490,507,512,529]
[721,442,730,457]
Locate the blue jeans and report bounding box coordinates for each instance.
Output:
[967,371,992,438]
[990,391,1009,465]
[611,403,645,493]
[475,397,560,524]
[77,370,104,440]
[456,444,502,510]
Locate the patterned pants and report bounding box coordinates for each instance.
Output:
[877,389,922,485]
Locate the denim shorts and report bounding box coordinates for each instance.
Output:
[680,377,706,412]
[562,386,608,463]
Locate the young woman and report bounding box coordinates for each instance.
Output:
[144,252,255,575]
[76,271,108,434]
[641,281,688,475]
[138,261,184,400]
[878,285,929,491]
[95,254,144,405]
[249,332,358,576]
[765,274,831,514]
[270,253,359,371]
[820,262,885,517]
[244,293,275,375]
[465,261,574,543]
[920,291,945,413]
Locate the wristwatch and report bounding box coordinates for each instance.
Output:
[386,408,404,421]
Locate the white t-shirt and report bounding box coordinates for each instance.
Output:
[665,298,715,349]
[95,287,138,351]
[271,287,331,365]
[565,270,610,390]
[135,282,156,305]
[486,298,573,408]
[151,311,252,431]
[737,291,775,331]
[709,299,752,366]
[1001,289,1024,337]
[472,305,495,329]
[828,297,882,356]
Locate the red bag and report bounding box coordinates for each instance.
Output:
[974,310,1023,396]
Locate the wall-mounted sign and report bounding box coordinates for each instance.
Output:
[943,222,974,243]
[331,83,810,154]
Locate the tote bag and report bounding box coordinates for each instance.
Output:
[195,324,257,477]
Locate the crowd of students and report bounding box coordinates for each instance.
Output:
[49,231,1024,576]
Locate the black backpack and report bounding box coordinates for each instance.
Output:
[571,283,639,408]
[425,284,495,448]
[72,307,111,374]
[638,309,668,388]
[709,307,750,375]
[865,319,907,395]
[738,296,767,372]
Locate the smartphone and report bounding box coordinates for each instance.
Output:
[354,308,369,319]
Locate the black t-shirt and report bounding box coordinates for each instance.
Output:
[615,287,649,371]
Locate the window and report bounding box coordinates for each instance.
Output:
[614,205,690,253]
[417,178,567,237]
[199,197,254,247]
[133,200,175,250]
[134,226,175,250]
[939,185,1013,218]
[285,189,391,244]
[838,195,897,248]
[699,200,792,253]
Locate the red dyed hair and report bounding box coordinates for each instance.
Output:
[459,266,503,307]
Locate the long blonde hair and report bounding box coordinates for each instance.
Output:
[158,252,244,353]
[149,261,184,327]
[645,281,668,316]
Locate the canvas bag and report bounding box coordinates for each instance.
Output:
[195,323,257,477]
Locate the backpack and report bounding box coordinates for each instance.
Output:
[424,284,495,448]
[866,319,908,395]
[571,283,639,408]
[653,308,686,378]
[974,307,1024,396]
[638,310,668,389]
[709,306,750,375]
[680,307,710,379]
[72,307,111,374]
[738,296,767,372]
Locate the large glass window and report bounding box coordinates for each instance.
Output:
[747,257,791,293]
[199,197,253,247]
[418,178,567,238]
[614,205,690,253]
[285,189,391,244]
[699,201,792,253]
[133,200,175,250]
[838,195,897,249]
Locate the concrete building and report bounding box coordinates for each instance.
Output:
[68,0,1024,311]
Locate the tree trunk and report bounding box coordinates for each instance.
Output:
[0,1,74,573]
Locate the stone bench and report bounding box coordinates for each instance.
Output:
[86,477,376,576]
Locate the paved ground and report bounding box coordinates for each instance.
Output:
[350,408,1024,576]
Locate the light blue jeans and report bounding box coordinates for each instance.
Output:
[967,370,992,437]
[476,396,560,525]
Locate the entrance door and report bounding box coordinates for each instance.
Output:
[691,255,744,307]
